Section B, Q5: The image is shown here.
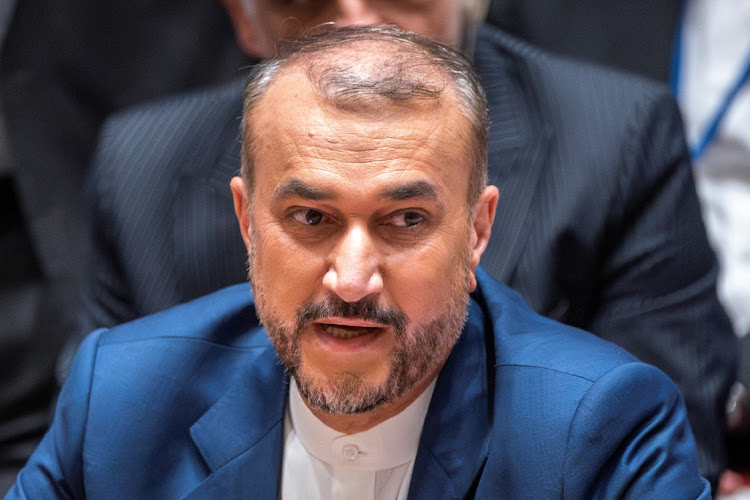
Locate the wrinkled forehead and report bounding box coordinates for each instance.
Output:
[246,63,474,195]
[247,68,469,172]
[261,73,458,135]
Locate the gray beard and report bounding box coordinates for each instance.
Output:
[248,234,473,415]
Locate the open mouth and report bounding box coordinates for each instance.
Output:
[321,323,382,340]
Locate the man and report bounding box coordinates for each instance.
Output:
[78,0,736,487]
[8,27,709,498]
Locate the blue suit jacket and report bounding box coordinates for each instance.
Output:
[9,269,709,498]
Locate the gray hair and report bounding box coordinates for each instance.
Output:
[240,25,489,205]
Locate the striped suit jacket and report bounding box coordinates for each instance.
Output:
[81,24,736,484]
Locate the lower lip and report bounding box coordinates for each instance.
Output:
[311,323,388,353]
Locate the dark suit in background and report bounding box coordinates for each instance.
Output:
[80,25,737,485]
[486,0,750,473]
[0,0,246,490]
[0,0,62,490]
[486,0,681,83]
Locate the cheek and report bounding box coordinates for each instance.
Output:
[253,225,328,312]
[386,234,469,319]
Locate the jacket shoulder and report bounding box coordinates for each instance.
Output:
[31,286,279,498]
[473,270,708,497]
[475,268,637,381]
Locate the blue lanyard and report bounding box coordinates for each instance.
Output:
[670,0,750,161]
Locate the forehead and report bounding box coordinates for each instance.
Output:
[248,67,474,196]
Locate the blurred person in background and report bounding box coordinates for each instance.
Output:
[485,0,750,490]
[0,0,245,491]
[672,0,750,493]
[0,0,56,490]
[674,0,750,368]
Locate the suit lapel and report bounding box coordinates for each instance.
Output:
[408,299,492,500]
[474,27,553,284]
[183,346,289,499]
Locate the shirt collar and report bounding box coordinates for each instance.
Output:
[288,378,436,471]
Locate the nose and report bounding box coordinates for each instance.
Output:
[333,0,383,27]
[322,224,384,303]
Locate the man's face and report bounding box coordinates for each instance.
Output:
[231,70,496,417]
[223,0,463,58]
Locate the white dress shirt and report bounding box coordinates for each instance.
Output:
[680,0,750,337]
[281,378,436,500]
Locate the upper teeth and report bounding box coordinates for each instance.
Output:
[323,324,374,339]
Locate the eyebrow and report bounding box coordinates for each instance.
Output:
[273,178,334,201]
[272,178,440,202]
[379,181,439,201]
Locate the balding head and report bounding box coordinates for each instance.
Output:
[240,25,489,207]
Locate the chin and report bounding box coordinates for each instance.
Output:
[293,368,401,415]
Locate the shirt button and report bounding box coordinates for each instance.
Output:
[341,444,360,460]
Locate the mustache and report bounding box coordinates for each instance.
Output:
[296,296,407,331]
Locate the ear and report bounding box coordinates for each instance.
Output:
[467,185,499,291]
[219,0,268,57]
[230,176,253,252]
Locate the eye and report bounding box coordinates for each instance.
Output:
[386,211,425,228]
[290,208,326,226]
